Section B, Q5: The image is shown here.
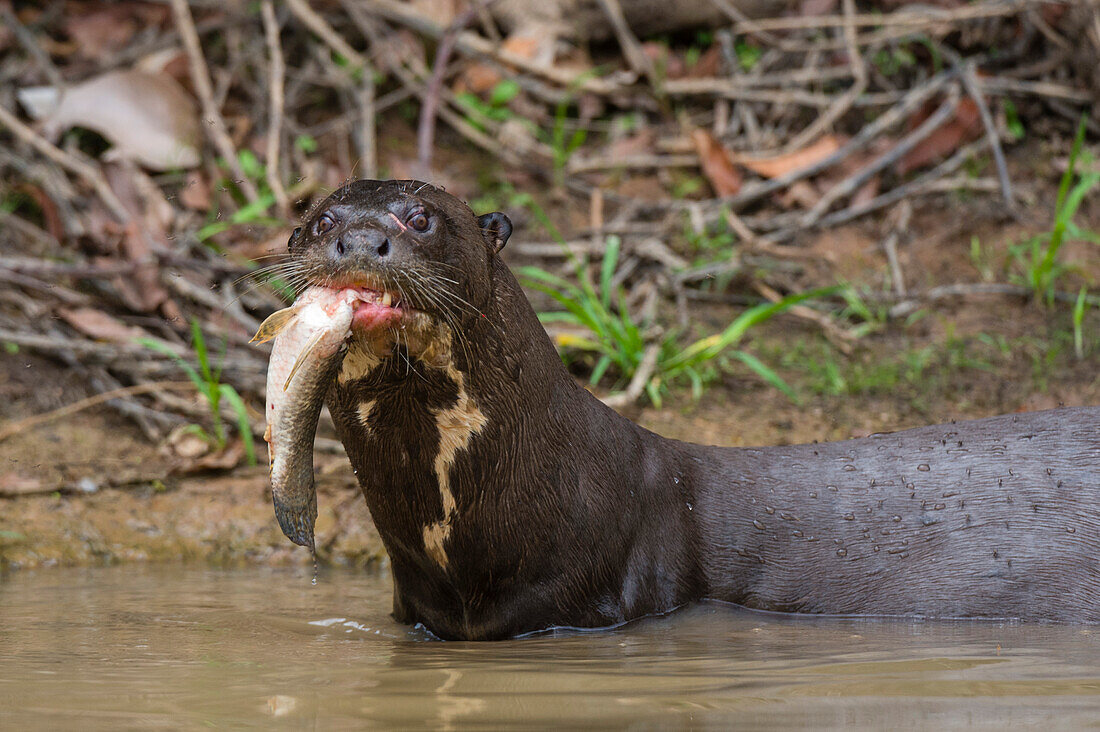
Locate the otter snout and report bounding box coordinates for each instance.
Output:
[334,226,392,262]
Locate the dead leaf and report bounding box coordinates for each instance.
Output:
[778,180,821,210]
[800,0,838,15]
[692,130,742,196]
[28,70,200,171]
[850,177,879,208]
[501,33,543,61]
[17,183,64,241]
[167,433,245,473]
[459,63,503,95]
[608,129,656,159]
[643,42,685,79]
[165,426,210,461]
[685,46,722,78]
[57,307,149,343]
[116,222,169,312]
[179,171,212,211]
[192,441,245,471]
[898,97,981,175]
[64,7,138,61]
[732,135,844,179]
[410,0,463,26]
[0,472,44,497]
[102,165,173,313]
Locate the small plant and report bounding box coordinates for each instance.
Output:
[872,45,917,77]
[294,134,318,154]
[836,285,892,338]
[454,80,522,133]
[683,212,735,264]
[545,94,587,187]
[140,320,256,465]
[1003,100,1025,142]
[1010,117,1100,305]
[520,236,826,406]
[198,150,285,242]
[734,39,762,71]
[969,235,995,282]
[1073,286,1090,359]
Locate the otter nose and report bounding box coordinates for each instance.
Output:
[334,227,391,260]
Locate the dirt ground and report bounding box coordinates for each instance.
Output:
[3,156,1097,571]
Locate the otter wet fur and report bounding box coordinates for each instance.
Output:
[275,179,1100,640]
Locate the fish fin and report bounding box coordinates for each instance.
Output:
[251,307,298,344]
[283,329,326,391]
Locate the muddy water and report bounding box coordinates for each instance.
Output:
[1,567,1098,729]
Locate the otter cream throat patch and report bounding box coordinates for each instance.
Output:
[422,366,487,568]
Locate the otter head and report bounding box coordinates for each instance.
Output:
[288,179,511,370]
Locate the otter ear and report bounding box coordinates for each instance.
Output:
[477,212,512,254]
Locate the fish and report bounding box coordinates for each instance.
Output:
[252,286,362,549]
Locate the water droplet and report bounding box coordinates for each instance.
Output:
[933,503,945,510]
[827,485,839,493]
[674,475,681,484]
[752,519,765,531]
[1066,526,1076,534]
[792,530,803,537]
[809,492,818,499]
[843,512,855,521]
[686,502,693,511]
[836,548,847,557]
[764,506,775,515]
[843,465,856,472]
[917,464,930,472]
[873,545,880,552]
[892,515,902,522]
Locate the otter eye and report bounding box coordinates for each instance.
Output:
[315,212,336,234]
[408,212,429,232]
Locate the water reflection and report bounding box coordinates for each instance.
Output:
[1,566,1097,728]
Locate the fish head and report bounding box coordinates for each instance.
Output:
[288,179,512,363]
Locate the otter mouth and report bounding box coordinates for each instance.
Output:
[346,284,411,331]
[309,278,425,332]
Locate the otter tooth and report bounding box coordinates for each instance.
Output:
[381,291,393,307]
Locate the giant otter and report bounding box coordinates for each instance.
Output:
[283,179,1099,640]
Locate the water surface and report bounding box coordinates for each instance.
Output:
[2,566,1098,728]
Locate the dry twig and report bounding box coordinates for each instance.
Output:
[170,0,260,203]
[261,0,291,216]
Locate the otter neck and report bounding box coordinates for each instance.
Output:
[325,262,713,637]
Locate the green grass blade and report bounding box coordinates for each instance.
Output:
[1038,117,1091,295]
[644,379,662,408]
[590,353,613,385]
[138,337,205,393]
[190,320,213,384]
[730,351,799,403]
[1073,286,1088,359]
[599,236,620,310]
[667,287,836,370]
[219,384,256,466]
[1054,116,1088,214]
[536,312,583,324]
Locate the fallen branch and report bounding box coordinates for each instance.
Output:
[170,0,260,203]
[0,105,132,223]
[260,0,291,216]
[0,381,194,444]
